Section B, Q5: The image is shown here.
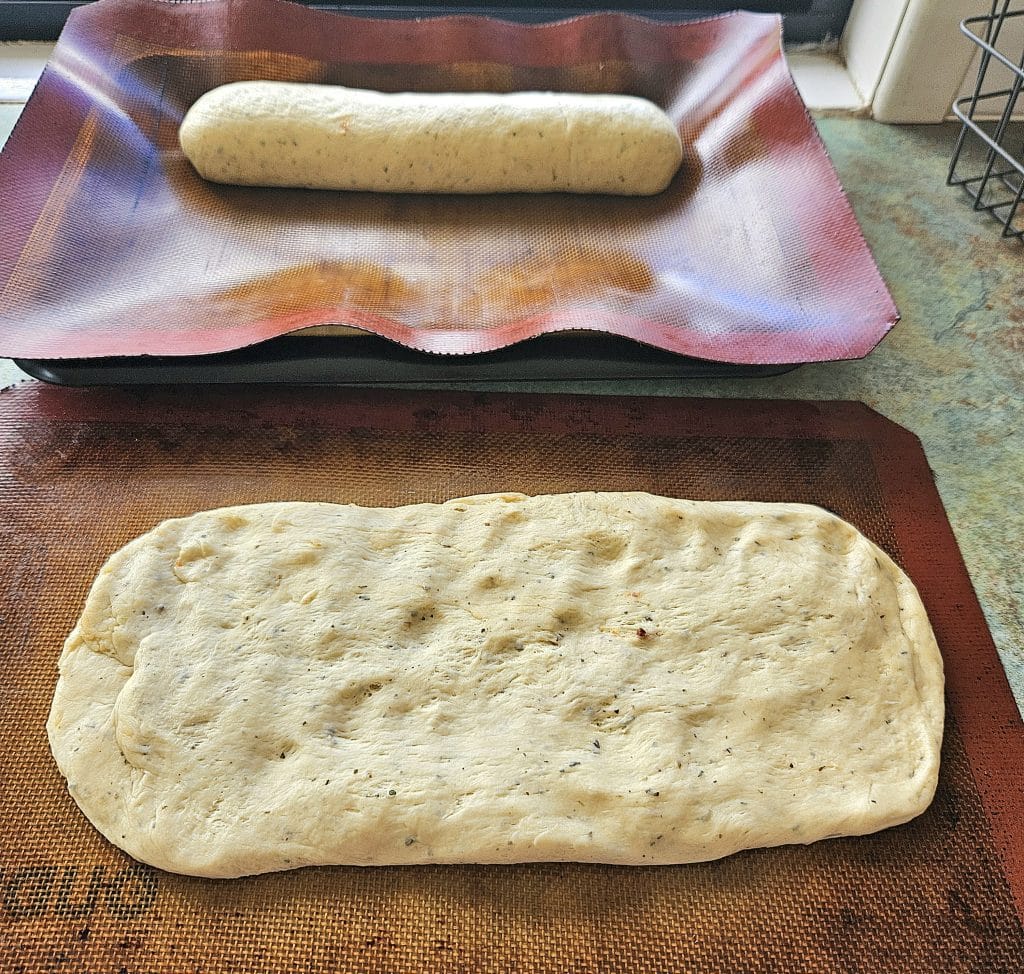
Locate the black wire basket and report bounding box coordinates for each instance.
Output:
[948,2,1024,241]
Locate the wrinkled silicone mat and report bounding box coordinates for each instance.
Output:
[1,385,1021,973]
[0,0,897,366]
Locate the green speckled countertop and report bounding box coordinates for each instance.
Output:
[1,108,1021,713]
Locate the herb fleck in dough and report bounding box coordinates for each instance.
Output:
[47,492,944,879]
[178,82,683,195]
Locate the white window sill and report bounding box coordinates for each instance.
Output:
[0,42,53,103]
[787,50,865,116]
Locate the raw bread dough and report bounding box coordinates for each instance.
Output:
[47,493,943,879]
[178,81,683,195]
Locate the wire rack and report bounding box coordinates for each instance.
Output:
[948,1,1024,241]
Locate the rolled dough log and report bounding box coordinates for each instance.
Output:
[178,81,683,195]
[47,493,943,879]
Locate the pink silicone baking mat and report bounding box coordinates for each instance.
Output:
[0,0,897,364]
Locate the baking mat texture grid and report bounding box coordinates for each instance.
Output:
[0,0,896,365]
[1,386,1022,973]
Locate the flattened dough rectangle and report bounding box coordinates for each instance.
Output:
[47,493,944,878]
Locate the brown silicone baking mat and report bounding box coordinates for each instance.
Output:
[0,0,897,366]
[1,385,1022,973]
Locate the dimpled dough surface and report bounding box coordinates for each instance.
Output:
[47,493,944,879]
